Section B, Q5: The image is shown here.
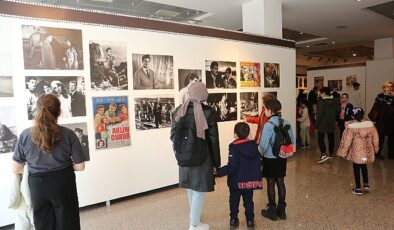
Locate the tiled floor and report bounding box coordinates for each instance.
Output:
[2,139,394,230]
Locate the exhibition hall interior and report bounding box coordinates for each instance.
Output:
[0,0,393,229]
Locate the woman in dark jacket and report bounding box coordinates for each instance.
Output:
[170,82,220,230]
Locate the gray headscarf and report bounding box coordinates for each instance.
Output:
[175,82,209,139]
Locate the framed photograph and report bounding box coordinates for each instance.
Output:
[62,122,90,161]
[205,60,236,89]
[0,106,17,154]
[178,69,202,103]
[21,25,83,70]
[240,62,261,87]
[240,92,258,120]
[89,40,128,90]
[0,53,13,97]
[263,63,280,88]
[328,80,343,91]
[132,54,173,90]
[206,93,237,122]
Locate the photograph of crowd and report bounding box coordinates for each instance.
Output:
[0,53,13,97]
[206,93,237,122]
[62,122,90,161]
[25,76,86,120]
[93,96,130,150]
[264,63,280,88]
[178,69,202,103]
[0,106,17,154]
[240,92,259,120]
[22,25,83,70]
[328,80,343,92]
[205,60,237,89]
[132,54,173,90]
[240,62,261,87]
[134,97,175,131]
[89,41,128,90]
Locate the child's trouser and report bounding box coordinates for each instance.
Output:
[229,188,254,221]
[353,163,368,188]
[300,126,310,146]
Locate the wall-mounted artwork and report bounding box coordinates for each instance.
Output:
[206,93,237,122]
[92,96,130,150]
[132,54,173,90]
[240,92,258,120]
[0,106,17,154]
[21,25,83,70]
[178,69,202,103]
[89,41,128,90]
[264,63,280,88]
[0,53,13,97]
[25,76,86,120]
[62,122,90,161]
[240,62,261,87]
[134,96,175,131]
[205,60,236,89]
[328,80,343,91]
[314,76,324,88]
[345,74,358,91]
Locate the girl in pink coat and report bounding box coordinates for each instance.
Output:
[336,107,379,195]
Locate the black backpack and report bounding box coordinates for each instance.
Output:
[173,114,208,167]
[268,118,295,159]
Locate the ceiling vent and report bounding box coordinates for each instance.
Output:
[313,42,328,46]
[154,10,181,18]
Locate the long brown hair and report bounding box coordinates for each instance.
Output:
[31,94,61,153]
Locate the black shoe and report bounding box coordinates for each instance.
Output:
[261,204,277,221]
[246,220,254,229]
[277,203,287,220]
[230,218,239,229]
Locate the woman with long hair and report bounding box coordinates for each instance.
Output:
[12,94,87,230]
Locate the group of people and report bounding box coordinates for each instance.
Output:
[134,99,173,129]
[94,103,129,141]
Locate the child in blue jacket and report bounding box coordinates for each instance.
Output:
[217,122,262,229]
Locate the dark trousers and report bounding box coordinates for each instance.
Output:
[338,120,345,139]
[29,167,80,230]
[318,132,335,156]
[229,188,254,221]
[377,133,394,159]
[353,163,368,189]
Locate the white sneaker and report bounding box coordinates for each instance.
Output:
[189,223,210,230]
[317,155,329,164]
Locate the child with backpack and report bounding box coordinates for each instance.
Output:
[258,99,294,221]
[336,107,379,195]
[216,122,262,229]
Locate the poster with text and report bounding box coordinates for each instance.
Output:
[0,53,13,97]
[25,76,86,120]
[206,93,237,122]
[62,123,90,161]
[92,96,130,150]
[0,106,17,154]
[22,25,83,70]
[263,63,280,88]
[132,54,173,90]
[205,60,236,89]
[178,69,202,103]
[240,62,261,87]
[328,80,343,91]
[89,40,128,91]
[240,92,259,120]
[134,96,175,131]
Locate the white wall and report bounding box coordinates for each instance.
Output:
[0,16,295,226]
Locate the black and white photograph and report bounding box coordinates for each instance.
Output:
[178,69,202,103]
[22,25,83,70]
[25,76,86,120]
[62,122,90,161]
[134,96,175,130]
[0,106,17,154]
[328,80,343,92]
[205,60,237,89]
[0,53,13,97]
[264,63,280,88]
[132,54,173,90]
[206,93,237,122]
[240,92,259,120]
[89,41,128,90]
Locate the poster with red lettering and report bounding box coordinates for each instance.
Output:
[92,96,131,150]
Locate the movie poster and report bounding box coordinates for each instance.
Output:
[0,53,13,97]
[62,122,90,161]
[25,76,86,120]
[178,69,202,103]
[314,76,324,88]
[21,25,83,70]
[92,96,130,150]
[240,62,261,87]
[205,60,237,89]
[0,106,17,154]
[206,93,237,122]
[328,80,343,91]
[89,40,128,90]
[132,54,173,90]
[240,92,259,120]
[263,63,280,88]
[134,96,175,130]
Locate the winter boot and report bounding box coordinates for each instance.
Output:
[277,202,287,220]
[261,204,277,221]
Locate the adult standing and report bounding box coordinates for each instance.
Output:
[134,55,155,89]
[338,93,353,139]
[349,82,363,109]
[368,81,394,159]
[170,82,220,230]
[12,94,87,230]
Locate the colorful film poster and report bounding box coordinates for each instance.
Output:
[240,62,261,87]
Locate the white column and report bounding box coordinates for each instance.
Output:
[242,0,282,38]
[374,38,394,60]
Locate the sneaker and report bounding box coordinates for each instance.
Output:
[351,188,362,195]
[363,184,370,193]
[230,218,239,229]
[301,145,307,149]
[317,155,329,164]
[246,220,254,229]
[189,223,210,230]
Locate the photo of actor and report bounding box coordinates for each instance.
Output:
[206,61,220,88]
[134,55,155,89]
[26,77,38,120]
[69,80,86,117]
[74,128,89,161]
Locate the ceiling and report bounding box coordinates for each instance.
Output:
[22,0,394,65]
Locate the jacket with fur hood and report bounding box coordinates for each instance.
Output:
[336,120,379,164]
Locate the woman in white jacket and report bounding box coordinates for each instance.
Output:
[297,100,311,148]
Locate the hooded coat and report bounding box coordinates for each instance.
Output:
[316,96,339,133]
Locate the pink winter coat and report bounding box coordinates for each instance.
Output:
[336,120,379,164]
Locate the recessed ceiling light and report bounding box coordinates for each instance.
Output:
[331,41,336,44]
[355,0,362,2]
[299,32,304,35]
[306,45,310,48]
[352,53,357,56]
